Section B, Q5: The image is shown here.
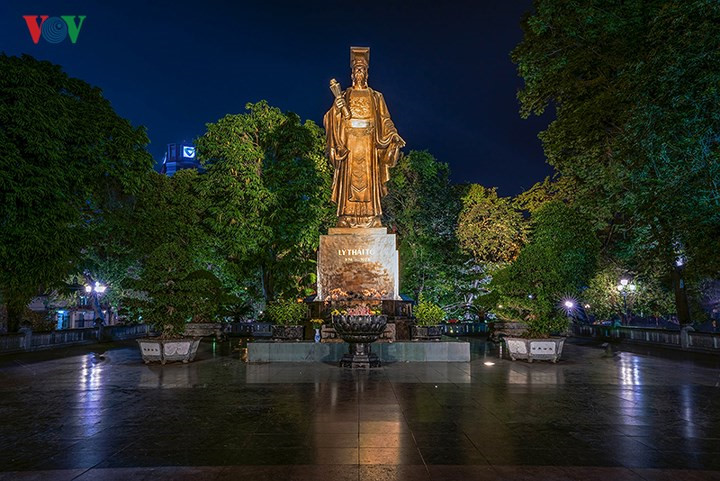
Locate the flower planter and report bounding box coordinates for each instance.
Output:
[137,338,201,364]
[184,322,225,338]
[332,315,387,368]
[504,337,565,363]
[271,325,304,341]
[411,325,443,341]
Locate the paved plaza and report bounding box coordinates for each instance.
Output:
[1,338,720,480]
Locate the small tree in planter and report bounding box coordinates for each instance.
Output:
[490,201,599,362]
[182,270,237,339]
[265,298,307,341]
[129,245,226,363]
[123,170,227,363]
[412,296,446,340]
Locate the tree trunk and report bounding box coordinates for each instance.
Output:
[261,266,274,302]
[672,264,691,325]
[6,302,23,333]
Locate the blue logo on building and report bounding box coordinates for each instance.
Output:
[183,146,196,159]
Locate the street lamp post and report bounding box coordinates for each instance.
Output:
[564,300,575,318]
[616,279,636,325]
[84,281,108,325]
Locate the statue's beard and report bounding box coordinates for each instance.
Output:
[353,75,368,89]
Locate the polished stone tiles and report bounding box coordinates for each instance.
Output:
[1,338,720,479]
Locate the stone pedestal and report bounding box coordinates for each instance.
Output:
[340,343,381,369]
[317,227,399,300]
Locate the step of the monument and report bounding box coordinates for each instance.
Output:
[247,341,470,363]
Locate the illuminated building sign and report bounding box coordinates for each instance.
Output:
[183,146,196,159]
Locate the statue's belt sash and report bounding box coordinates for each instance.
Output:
[350,119,371,128]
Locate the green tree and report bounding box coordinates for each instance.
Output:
[457,184,526,267]
[382,151,465,308]
[582,261,675,323]
[196,101,333,304]
[513,176,576,215]
[456,184,527,319]
[121,170,229,337]
[491,202,599,337]
[512,0,720,322]
[0,54,153,332]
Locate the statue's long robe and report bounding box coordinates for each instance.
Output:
[324,87,400,226]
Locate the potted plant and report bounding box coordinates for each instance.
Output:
[411,296,445,341]
[183,270,236,340]
[129,247,226,364]
[266,298,306,341]
[488,270,570,363]
[487,202,599,362]
[124,171,227,364]
[500,301,567,363]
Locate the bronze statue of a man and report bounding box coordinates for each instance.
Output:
[324,47,405,228]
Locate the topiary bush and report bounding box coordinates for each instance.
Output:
[414,296,446,326]
[265,298,307,326]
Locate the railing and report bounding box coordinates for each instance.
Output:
[687,331,720,351]
[103,324,149,340]
[0,334,24,353]
[30,328,97,348]
[229,322,255,336]
[572,324,720,354]
[441,322,488,336]
[0,324,149,355]
[251,322,272,337]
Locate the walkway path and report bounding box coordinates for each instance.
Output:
[0,338,719,480]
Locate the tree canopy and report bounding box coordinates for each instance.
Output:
[382,151,465,308]
[457,184,526,266]
[196,101,333,304]
[0,54,153,331]
[513,0,720,322]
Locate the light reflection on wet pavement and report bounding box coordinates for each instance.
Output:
[0,338,719,480]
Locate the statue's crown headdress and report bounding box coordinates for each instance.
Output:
[351,46,369,68]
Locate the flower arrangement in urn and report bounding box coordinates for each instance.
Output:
[325,288,387,368]
[331,304,381,317]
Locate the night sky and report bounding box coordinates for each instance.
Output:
[0,0,553,196]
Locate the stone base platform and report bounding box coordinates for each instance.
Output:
[247,341,470,363]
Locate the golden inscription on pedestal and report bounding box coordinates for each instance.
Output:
[324,47,405,228]
[317,231,398,300]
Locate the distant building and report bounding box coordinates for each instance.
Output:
[160,142,200,176]
[27,293,116,330]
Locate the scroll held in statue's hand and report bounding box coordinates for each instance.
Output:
[330,78,351,119]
